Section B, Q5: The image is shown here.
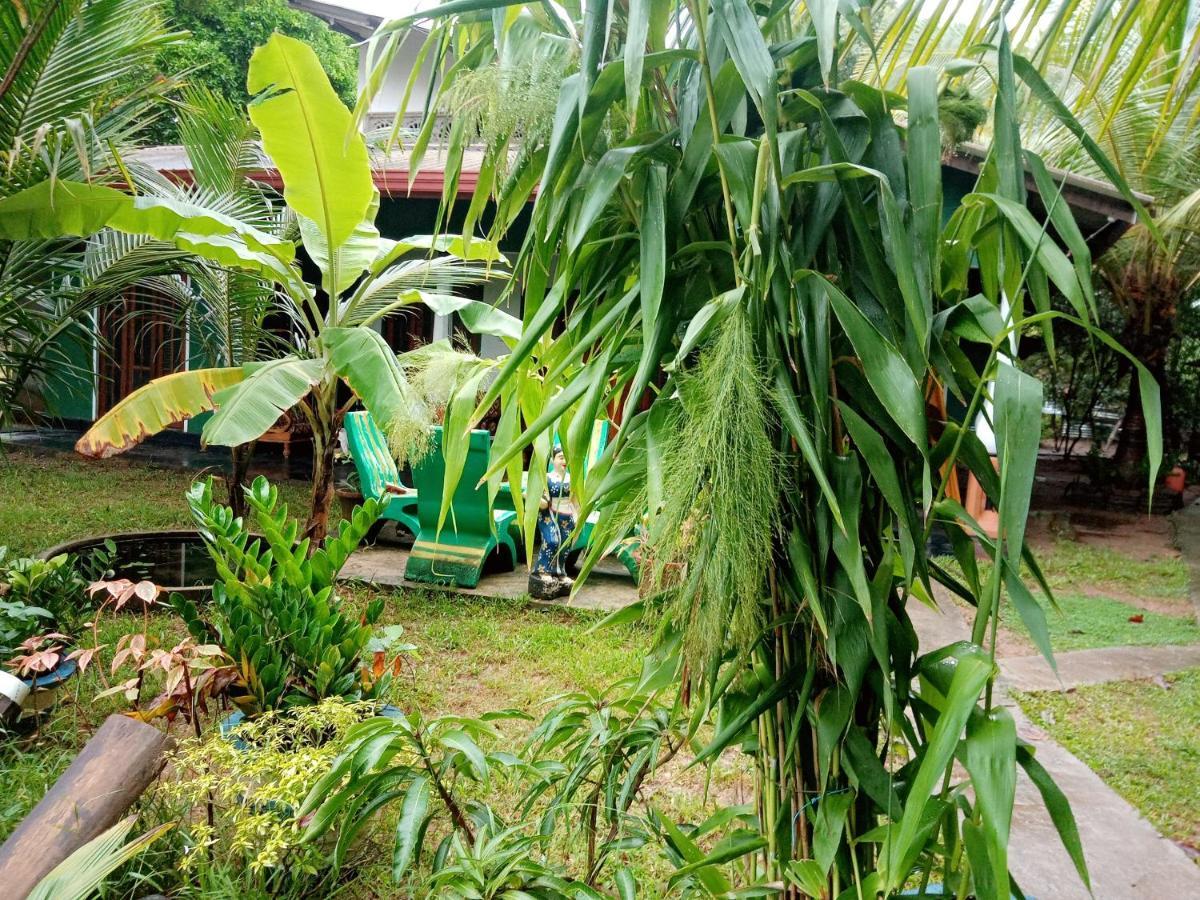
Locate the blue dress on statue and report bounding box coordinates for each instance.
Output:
[533,471,575,577]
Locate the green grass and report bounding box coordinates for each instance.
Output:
[0,448,736,895]
[0,448,312,555]
[1032,539,1190,601]
[939,537,1196,654]
[1000,591,1200,653]
[1015,669,1200,854]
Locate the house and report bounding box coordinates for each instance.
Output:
[40,0,1148,440]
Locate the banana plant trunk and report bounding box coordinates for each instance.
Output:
[227,441,255,520]
[305,386,341,546]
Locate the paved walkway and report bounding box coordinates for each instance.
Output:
[999,642,1200,692]
[341,543,639,612]
[910,600,1200,899]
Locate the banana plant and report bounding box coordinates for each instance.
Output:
[71,86,287,516]
[354,2,1161,897]
[0,33,513,541]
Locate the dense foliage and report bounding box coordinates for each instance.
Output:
[148,0,358,143]
[349,2,1162,897]
[0,34,507,541]
[175,476,394,711]
[0,0,181,425]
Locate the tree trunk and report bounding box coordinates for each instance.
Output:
[226,441,255,520]
[306,413,340,546]
[1114,294,1176,472]
[0,715,171,897]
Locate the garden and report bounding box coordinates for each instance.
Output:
[1,1,1199,899]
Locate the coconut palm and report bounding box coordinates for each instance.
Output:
[0,0,182,426]
[349,2,1159,895]
[868,0,1200,469]
[0,34,511,541]
[71,86,286,516]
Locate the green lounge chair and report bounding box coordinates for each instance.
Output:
[344,410,420,541]
[405,425,521,588]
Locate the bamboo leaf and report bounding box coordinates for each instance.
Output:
[888,651,992,890]
[963,707,1017,900]
[806,273,928,449]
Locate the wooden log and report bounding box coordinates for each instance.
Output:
[0,714,171,898]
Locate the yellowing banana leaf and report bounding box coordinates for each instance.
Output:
[76,367,245,459]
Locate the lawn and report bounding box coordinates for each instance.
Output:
[0,448,312,555]
[999,591,1200,654]
[1015,669,1200,856]
[0,449,746,893]
[939,537,1197,656]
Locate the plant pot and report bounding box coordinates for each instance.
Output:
[16,656,78,718]
[336,488,364,521]
[1164,465,1186,493]
[0,670,30,727]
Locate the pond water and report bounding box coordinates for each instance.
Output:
[42,531,217,598]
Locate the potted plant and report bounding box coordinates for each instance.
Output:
[5,633,80,719]
[1163,452,1186,492]
[335,468,364,522]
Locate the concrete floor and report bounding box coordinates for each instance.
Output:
[909,599,1200,899]
[342,540,640,612]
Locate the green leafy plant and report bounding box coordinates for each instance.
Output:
[0,546,112,636]
[301,647,701,892]
[0,0,182,426]
[354,3,1163,897]
[298,704,530,880]
[0,598,52,658]
[173,476,396,712]
[519,646,686,887]
[159,700,375,892]
[423,819,603,899]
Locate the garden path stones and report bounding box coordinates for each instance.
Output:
[999,642,1200,692]
[910,594,1200,900]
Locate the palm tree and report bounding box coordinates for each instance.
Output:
[351,2,1158,895]
[0,0,182,426]
[869,0,1200,470]
[71,86,285,516]
[0,34,508,541]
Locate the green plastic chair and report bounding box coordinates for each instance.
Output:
[344,410,420,540]
[405,425,521,588]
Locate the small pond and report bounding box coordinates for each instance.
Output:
[40,530,216,600]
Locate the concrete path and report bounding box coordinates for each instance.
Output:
[909,601,1200,899]
[341,544,639,612]
[999,642,1200,692]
